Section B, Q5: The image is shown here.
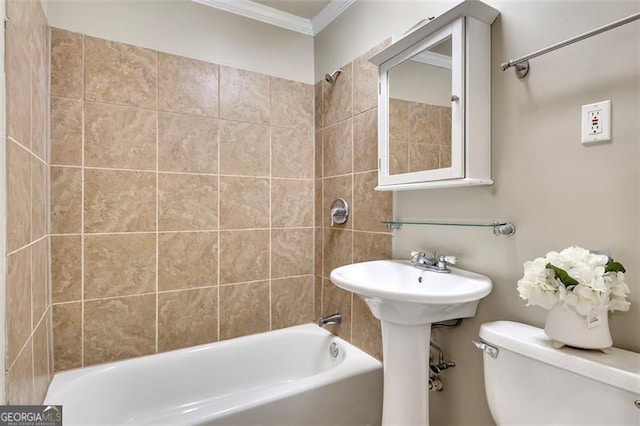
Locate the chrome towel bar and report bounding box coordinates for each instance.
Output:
[502,11,640,78]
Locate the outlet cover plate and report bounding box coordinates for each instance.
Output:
[582,100,611,144]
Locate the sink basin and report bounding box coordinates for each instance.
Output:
[330,260,492,325]
[329,260,492,425]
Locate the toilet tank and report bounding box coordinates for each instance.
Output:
[478,321,640,425]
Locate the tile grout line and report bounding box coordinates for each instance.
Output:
[321,170,375,180]
[321,83,325,320]
[29,38,36,401]
[50,273,316,307]
[50,226,317,238]
[48,163,316,181]
[268,77,273,332]
[7,305,50,374]
[7,19,33,72]
[350,59,355,341]
[80,33,86,368]
[46,23,54,384]
[318,81,324,319]
[114,273,302,295]
[50,93,312,132]
[7,135,48,168]
[155,50,160,354]
[6,234,49,258]
[311,84,316,321]
[216,63,221,342]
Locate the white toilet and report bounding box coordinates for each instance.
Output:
[477,321,640,425]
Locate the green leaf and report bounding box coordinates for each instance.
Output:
[605,260,626,273]
[546,263,578,288]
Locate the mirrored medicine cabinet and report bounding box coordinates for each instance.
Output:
[369,0,500,190]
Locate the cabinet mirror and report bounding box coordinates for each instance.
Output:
[369,0,499,190]
[387,21,463,181]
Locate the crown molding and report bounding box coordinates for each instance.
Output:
[412,52,452,69]
[192,0,356,36]
[311,0,357,35]
[192,0,314,35]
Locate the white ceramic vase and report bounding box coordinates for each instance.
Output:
[544,303,612,350]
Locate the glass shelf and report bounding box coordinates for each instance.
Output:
[382,219,516,236]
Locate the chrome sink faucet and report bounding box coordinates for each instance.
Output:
[410,251,458,273]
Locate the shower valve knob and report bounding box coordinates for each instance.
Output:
[329,199,349,226]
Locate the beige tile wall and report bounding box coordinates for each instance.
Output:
[389,98,452,174]
[50,29,315,370]
[5,0,54,404]
[314,41,393,360]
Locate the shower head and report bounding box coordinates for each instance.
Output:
[324,69,342,83]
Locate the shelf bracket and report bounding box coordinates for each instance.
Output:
[493,221,516,236]
[386,223,403,230]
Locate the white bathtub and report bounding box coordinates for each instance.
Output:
[44,324,383,425]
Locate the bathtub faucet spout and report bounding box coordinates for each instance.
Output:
[318,313,342,328]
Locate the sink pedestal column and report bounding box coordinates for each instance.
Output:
[381,321,431,425]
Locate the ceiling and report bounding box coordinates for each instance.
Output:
[253,0,331,20]
[192,0,356,36]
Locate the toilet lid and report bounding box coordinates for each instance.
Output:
[479,321,640,395]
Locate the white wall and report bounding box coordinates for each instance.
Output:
[314,1,455,80]
[46,0,315,84]
[316,1,640,424]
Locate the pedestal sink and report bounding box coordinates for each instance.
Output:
[330,260,492,425]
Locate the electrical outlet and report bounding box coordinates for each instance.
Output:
[588,109,602,135]
[582,100,611,144]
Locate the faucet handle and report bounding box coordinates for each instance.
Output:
[439,255,458,265]
[410,251,427,263]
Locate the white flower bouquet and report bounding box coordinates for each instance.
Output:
[517,246,630,316]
